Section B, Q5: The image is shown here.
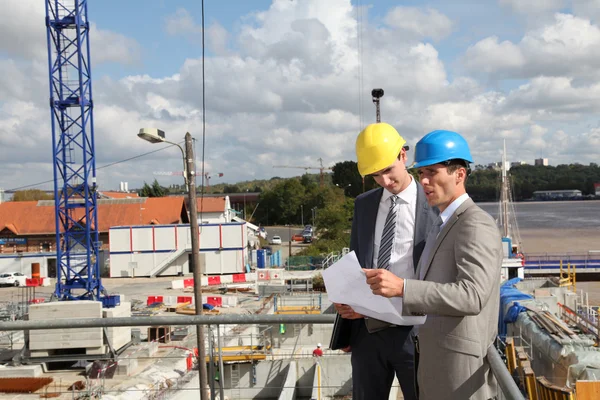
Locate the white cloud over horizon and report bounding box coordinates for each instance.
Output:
[1,0,600,193]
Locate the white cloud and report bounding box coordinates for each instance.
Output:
[463,13,600,80]
[499,0,565,15]
[573,0,600,24]
[164,8,202,36]
[0,0,46,60]
[384,7,454,41]
[506,76,600,114]
[91,23,142,66]
[2,0,600,191]
[207,22,230,55]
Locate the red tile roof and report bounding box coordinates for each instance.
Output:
[0,197,187,235]
[195,197,226,213]
[99,191,140,199]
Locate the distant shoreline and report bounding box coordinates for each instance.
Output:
[477,199,600,206]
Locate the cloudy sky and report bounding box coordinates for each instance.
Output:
[1,0,600,193]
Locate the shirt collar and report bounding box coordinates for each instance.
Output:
[440,193,470,225]
[381,176,416,205]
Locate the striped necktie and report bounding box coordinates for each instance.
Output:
[377,195,398,270]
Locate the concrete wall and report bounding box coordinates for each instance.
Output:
[278,361,297,400]
[221,356,352,399]
[224,359,290,399]
[299,356,352,398]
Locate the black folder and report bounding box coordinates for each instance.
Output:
[329,313,352,350]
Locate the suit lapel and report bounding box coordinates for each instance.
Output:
[413,182,431,270]
[420,198,474,280]
[363,188,382,269]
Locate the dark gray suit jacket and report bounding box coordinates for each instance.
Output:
[330,181,437,349]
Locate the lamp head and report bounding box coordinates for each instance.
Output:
[138,128,166,144]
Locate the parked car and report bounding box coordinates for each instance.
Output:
[0,272,28,287]
[302,233,313,243]
[270,235,282,245]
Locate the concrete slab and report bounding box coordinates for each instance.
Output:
[0,365,42,378]
[29,301,104,351]
[115,358,139,376]
[103,302,132,350]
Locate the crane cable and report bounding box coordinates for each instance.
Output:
[198,0,207,223]
[356,0,364,131]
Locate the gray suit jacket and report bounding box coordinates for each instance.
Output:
[335,181,437,346]
[403,198,503,400]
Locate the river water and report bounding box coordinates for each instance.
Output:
[477,200,600,304]
[477,200,600,230]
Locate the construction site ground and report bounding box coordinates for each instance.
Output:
[0,268,339,399]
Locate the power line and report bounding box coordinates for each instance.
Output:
[6,141,183,192]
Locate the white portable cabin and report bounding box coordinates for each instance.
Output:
[109,222,247,277]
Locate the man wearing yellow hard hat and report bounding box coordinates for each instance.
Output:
[332,122,438,400]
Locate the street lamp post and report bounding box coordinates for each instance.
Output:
[286,224,292,261]
[243,189,248,220]
[300,205,304,226]
[138,128,209,400]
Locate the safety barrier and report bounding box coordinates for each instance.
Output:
[146,295,238,307]
[170,273,257,289]
[536,377,575,400]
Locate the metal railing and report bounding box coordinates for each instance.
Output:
[487,346,526,400]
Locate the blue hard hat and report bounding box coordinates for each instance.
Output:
[413,130,473,168]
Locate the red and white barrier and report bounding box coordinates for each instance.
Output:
[171,273,257,290]
[146,294,238,307]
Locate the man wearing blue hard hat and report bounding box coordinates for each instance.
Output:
[364,130,503,400]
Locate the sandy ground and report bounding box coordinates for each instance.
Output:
[520,228,600,254]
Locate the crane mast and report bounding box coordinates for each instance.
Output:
[46,0,104,300]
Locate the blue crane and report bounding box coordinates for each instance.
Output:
[45,0,104,301]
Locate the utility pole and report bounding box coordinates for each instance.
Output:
[185,133,209,400]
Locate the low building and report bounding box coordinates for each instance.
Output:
[532,190,582,200]
[0,196,230,277]
[534,158,549,166]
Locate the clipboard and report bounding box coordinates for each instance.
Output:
[329,313,352,350]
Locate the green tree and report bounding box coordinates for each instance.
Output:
[151,179,168,197]
[12,189,53,201]
[331,160,378,197]
[139,179,168,197]
[223,185,241,193]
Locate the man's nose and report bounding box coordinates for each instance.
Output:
[420,176,429,185]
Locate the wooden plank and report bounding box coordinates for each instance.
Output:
[576,380,600,400]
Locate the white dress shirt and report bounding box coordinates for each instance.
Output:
[439,193,470,230]
[372,177,417,279]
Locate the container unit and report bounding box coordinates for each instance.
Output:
[109,222,246,276]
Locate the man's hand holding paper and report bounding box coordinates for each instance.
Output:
[322,251,426,326]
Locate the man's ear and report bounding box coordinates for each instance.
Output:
[456,167,467,183]
[399,148,407,163]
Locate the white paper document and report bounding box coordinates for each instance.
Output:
[322,251,426,326]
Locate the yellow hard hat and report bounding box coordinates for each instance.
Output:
[355,123,407,176]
